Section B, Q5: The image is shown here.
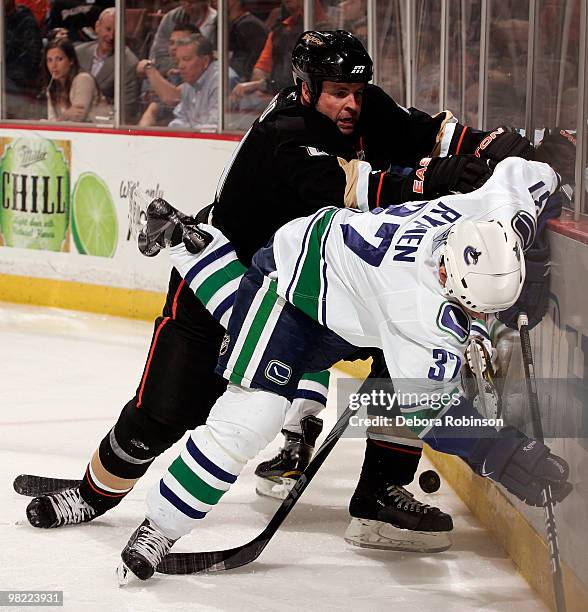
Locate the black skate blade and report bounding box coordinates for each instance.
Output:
[13,474,81,496]
[157,541,266,575]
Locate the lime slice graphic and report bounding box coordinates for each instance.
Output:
[72,172,118,257]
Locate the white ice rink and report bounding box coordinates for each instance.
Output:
[0,302,547,612]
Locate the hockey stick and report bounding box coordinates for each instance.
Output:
[156,376,376,575]
[13,474,81,497]
[517,312,567,612]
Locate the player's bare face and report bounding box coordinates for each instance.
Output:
[316,82,364,135]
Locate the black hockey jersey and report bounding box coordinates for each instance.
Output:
[212,85,450,266]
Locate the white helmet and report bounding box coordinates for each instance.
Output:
[439,219,525,313]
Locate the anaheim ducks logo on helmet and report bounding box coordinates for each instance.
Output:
[303,32,324,46]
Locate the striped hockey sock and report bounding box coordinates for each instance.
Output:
[147,427,243,539]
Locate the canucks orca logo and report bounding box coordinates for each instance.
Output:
[463,246,482,265]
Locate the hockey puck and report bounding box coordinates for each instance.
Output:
[419,470,441,493]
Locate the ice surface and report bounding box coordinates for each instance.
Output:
[0,303,546,611]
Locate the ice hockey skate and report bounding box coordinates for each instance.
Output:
[463,336,501,419]
[255,416,322,500]
[118,519,176,584]
[26,486,99,529]
[137,198,213,257]
[345,484,453,553]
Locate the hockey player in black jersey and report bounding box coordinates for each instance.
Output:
[25,30,533,553]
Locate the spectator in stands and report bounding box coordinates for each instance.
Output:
[152,21,201,80]
[46,0,114,43]
[229,0,326,110]
[43,38,102,122]
[137,22,200,127]
[5,0,43,119]
[47,27,70,42]
[141,34,237,130]
[16,0,48,27]
[149,0,217,72]
[75,7,140,123]
[228,0,268,81]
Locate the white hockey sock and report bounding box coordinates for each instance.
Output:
[147,385,289,540]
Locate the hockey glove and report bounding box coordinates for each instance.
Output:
[497,191,562,330]
[497,237,551,330]
[535,128,576,185]
[471,427,572,507]
[402,155,492,200]
[462,336,500,420]
[474,126,534,165]
[138,198,212,257]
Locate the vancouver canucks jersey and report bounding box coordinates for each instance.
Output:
[272,158,558,425]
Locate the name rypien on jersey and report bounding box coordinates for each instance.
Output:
[270,158,557,431]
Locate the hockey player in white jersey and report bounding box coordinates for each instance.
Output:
[118,157,572,581]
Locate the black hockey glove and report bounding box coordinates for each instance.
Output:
[535,128,576,185]
[471,427,572,507]
[402,155,492,200]
[497,236,550,330]
[474,126,534,165]
[498,191,563,330]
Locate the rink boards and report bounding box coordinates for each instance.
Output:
[0,124,239,318]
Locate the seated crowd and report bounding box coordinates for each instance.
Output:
[4,0,366,128]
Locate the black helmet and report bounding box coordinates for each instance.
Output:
[292,30,373,104]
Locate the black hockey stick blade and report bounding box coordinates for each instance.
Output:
[13,474,82,497]
[156,400,357,574]
[517,312,567,612]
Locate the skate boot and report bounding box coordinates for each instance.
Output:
[346,483,453,552]
[464,336,501,419]
[255,415,322,500]
[137,198,212,257]
[491,316,519,381]
[117,519,176,584]
[26,486,99,528]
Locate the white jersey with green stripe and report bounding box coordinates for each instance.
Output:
[272,158,558,422]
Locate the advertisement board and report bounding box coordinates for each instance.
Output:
[0,136,71,252]
[0,128,239,293]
